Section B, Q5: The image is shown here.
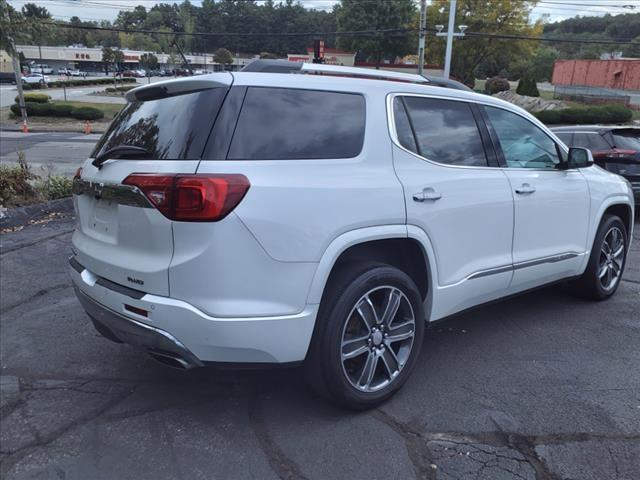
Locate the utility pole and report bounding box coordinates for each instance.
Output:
[418,0,427,75]
[3,7,27,129]
[443,0,456,79]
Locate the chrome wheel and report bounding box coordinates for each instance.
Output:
[340,286,415,393]
[598,226,625,291]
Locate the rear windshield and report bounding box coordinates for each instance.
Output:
[92,88,227,160]
[611,130,640,151]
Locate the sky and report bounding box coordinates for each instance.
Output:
[6,0,640,24]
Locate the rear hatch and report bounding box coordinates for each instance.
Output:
[72,74,232,296]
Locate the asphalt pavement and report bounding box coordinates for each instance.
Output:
[0,131,99,177]
[0,209,638,479]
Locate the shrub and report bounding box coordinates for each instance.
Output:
[534,110,563,124]
[48,103,75,117]
[534,105,633,125]
[15,93,50,104]
[0,153,38,206]
[516,75,539,97]
[71,106,104,120]
[36,175,73,200]
[485,76,510,95]
[10,102,52,116]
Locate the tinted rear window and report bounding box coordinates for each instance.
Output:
[611,130,640,150]
[92,88,227,160]
[227,87,365,160]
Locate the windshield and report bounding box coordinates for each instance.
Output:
[92,88,228,161]
[611,130,640,151]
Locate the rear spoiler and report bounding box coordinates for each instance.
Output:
[125,72,233,102]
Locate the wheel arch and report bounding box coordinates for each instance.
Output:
[307,226,437,320]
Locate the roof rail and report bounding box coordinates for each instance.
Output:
[300,63,428,84]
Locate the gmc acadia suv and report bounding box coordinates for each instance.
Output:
[70,62,635,409]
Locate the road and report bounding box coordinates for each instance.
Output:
[0,131,99,177]
[0,77,168,109]
[0,209,638,479]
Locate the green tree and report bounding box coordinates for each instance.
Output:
[426,0,542,85]
[140,52,159,71]
[336,0,416,68]
[213,47,234,65]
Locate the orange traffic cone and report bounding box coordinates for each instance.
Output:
[21,120,28,133]
[83,121,92,134]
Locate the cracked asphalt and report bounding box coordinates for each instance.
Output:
[1,213,639,480]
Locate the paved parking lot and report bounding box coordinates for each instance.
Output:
[1,213,639,480]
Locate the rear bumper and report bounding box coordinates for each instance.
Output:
[70,258,318,365]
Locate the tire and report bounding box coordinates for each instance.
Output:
[305,262,425,410]
[575,214,628,300]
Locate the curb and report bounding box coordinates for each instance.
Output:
[0,124,108,134]
[0,197,74,230]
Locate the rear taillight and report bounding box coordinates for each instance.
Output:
[123,174,250,222]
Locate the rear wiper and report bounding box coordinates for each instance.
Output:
[92,145,151,169]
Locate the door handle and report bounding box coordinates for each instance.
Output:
[515,183,536,195]
[413,187,442,202]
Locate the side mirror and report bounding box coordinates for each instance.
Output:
[567,147,594,169]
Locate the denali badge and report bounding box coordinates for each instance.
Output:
[127,276,144,286]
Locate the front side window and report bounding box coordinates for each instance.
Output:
[485,106,561,169]
[227,87,365,160]
[398,96,488,167]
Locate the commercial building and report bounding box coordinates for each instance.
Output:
[15,45,257,73]
[552,59,640,91]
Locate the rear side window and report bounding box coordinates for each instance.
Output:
[611,130,640,150]
[398,96,488,167]
[92,88,227,160]
[573,132,611,151]
[227,87,365,160]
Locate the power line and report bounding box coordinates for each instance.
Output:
[27,20,639,45]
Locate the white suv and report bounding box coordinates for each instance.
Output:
[70,62,634,408]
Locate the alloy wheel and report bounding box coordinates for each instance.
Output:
[598,226,625,291]
[340,286,416,393]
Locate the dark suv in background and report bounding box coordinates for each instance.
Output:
[552,126,640,204]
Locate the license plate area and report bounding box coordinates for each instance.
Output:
[89,198,119,241]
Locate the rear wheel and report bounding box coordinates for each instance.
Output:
[576,215,627,300]
[306,262,424,409]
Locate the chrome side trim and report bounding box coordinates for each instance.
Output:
[72,178,152,208]
[467,264,513,280]
[465,252,584,282]
[513,252,582,270]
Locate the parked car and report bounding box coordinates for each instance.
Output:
[135,69,146,77]
[70,62,634,409]
[59,67,84,77]
[31,64,53,74]
[552,126,640,204]
[0,72,17,84]
[22,73,50,85]
[172,68,192,76]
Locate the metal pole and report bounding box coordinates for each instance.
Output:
[3,8,28,126]
[418,0,427,75]
[443,0,456,79]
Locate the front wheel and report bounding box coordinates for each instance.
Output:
[575,214,627,300]
[306,262,425,409]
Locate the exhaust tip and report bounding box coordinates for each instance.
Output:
[148,350,194,370]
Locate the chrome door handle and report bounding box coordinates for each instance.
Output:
[515,183,536,195]
[413,188,442,202]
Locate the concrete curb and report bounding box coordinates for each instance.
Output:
[0,197,74,229]
[0,123,108,134]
